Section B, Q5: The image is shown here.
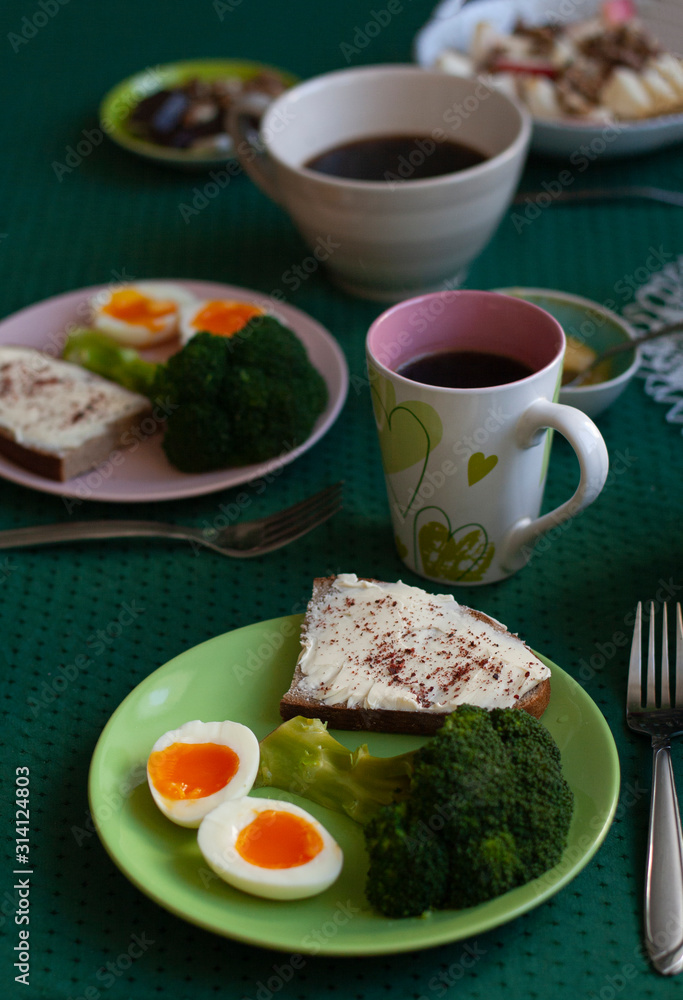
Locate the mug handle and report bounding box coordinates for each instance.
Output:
[498,398,609,573]
[228,94,282,204]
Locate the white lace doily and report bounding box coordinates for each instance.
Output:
[621,254,683,434]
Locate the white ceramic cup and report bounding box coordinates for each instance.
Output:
[366,290,610,585]
[230,65,531,301]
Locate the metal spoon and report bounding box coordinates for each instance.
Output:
[565,320,683,387]
[515,187,683,209]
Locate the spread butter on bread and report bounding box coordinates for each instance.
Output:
[280,574,551,734]
[0,345,153,481]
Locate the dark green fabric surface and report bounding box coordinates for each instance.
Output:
[1,1,682,998]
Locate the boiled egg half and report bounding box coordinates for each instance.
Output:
[179,298,265,344]
[91,282,197,347]
[146,719,260,828]
[197,797,343,900]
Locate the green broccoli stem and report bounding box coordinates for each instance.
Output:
[254,716,415,825]
[62,328,159,397]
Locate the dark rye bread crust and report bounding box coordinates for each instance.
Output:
[0,410,153,482]
[280,577,551,734]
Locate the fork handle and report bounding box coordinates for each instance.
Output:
[645,743,683,971]
[0,521,194,549]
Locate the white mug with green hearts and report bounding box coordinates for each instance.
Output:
[366,290,610,585]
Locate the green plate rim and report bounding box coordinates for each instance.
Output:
[88,614,621,955]
[99,58,298,166]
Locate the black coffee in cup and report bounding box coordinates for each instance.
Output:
[304,134,487,182]
[398,349,534,388]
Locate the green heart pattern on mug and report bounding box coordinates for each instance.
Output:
[370,370,443,516]
[394,535,408,560]
[467,452,498,486]
[415,513,495,583]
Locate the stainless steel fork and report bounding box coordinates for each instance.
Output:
[0,481,342,557]
[627,601,683,975]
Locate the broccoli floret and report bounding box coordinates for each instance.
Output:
[365,802,448,917]
[488,707,573,877]
[154,320,328,472]
[154,402,233,474]
[409,706,511,836]
[365,707,573,916]
[154,329,233,404]
[475,831,523,898]
[506,756,574,880]
[490,705,562,763]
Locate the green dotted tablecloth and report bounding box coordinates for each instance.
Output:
[1,1,683,998]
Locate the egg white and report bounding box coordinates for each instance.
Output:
[147,719,260,828]
[91,281,197,348]
[197,797,344,900]
[178,298,264,345]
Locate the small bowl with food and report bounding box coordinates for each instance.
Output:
[415,0,683,158]
[100,59,297,169]
[497,287,639,417]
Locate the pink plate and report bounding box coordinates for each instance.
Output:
[0,281,348,502]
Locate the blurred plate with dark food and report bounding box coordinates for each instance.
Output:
[99,59,297,169]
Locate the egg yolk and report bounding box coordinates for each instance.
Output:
[148,741,239,800]
[102,289,178,331]
[191,300,264,337]
[236,810,324,869]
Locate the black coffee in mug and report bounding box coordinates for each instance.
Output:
[397,349,534,389]
[304,134,487,181]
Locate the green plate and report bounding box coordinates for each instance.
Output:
[88,615,621,955]
[99,58,298,169]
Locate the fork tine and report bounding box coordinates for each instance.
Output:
[661,603,671,708]
[628,601,643,709]
[260,483,342,540]
[246,482,342,533]
[627,600,683,972]
[264,481,341,525]
[260,493,342,548]
[676,604,683,709]
[646,602,657,709]
[254,497,342,554]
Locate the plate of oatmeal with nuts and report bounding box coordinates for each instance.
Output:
[415,0,683,157]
